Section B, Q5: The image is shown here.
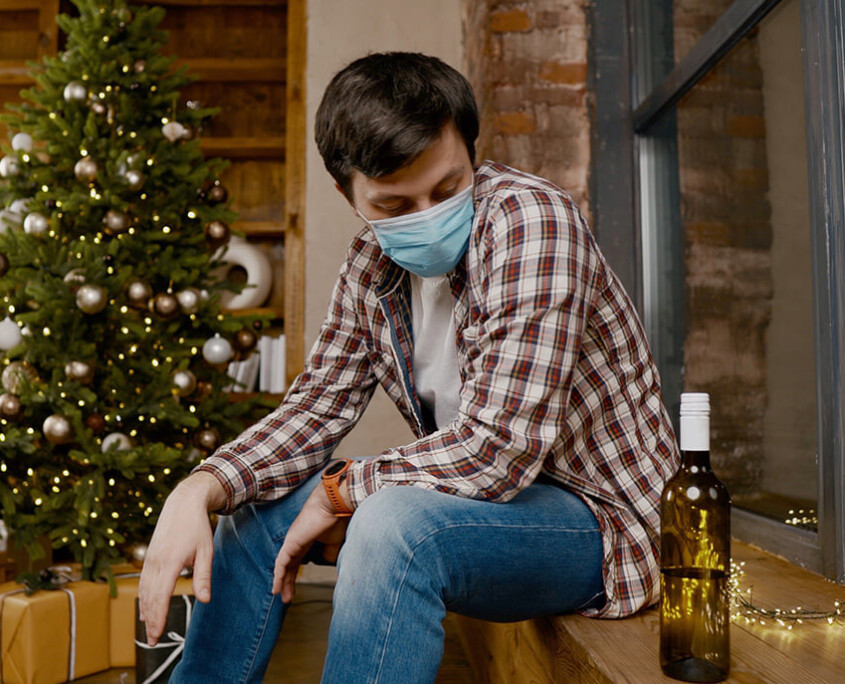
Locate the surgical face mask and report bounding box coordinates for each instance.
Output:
[360,183,475,278]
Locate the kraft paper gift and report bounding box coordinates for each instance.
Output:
[109,573,193,667]
[0,579,110,684]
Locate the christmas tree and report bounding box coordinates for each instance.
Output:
[0,0,271,581]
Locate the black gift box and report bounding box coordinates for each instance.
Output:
[134,594,195,683]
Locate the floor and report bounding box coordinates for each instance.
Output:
[79,582,476,683]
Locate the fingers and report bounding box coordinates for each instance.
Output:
[273,546,303,605]
[192,539,214,603]
[138,561,180,646]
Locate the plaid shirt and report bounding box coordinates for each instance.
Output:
[196,162,680,618]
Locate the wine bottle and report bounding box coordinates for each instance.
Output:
[660,392,731,682]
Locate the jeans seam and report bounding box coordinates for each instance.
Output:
[238,584,277,684]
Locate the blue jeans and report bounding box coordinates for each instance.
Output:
[170,473,604,683]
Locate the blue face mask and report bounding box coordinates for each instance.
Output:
[361,183,475,278]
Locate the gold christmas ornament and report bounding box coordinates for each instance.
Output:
[176,288,201,314]
[194,427,222,453]
[103,209,130,234]
[63,81,88,102]
[74,156,98,182]
[1,361,37,393]
[65,360,95,384]
[171,369,198,397]
[153,292,179,318]
[85,412,106,433]
[76,284,108,314]
[63,268,87,290]
[133,59,146,74]
[126,279,153,308]
[234,328,258,354]
[207,181,228,205]
[0,393,22,420]
[43,414,73,445]
[203,220,231,250]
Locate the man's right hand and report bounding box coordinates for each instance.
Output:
[137,470,226,646]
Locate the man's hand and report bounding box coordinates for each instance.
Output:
[138,471,226,646]
[272,480,351,604]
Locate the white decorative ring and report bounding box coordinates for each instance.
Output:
[214,238,273,310]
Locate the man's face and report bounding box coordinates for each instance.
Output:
[347,122,474,222]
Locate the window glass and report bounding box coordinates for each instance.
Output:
[645,0,819,530]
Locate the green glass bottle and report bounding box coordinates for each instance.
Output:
[660,393,731,682]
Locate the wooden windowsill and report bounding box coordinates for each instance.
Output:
[456,539,845,682]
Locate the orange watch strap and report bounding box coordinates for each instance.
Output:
[322,459,354,517]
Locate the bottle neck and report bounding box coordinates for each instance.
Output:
[681,449,712,469]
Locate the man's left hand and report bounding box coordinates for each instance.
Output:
[272,480,351,604]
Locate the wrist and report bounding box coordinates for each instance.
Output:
[178,471,227,511]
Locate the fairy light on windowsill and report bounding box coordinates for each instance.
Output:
[729,559,844,630]
[785,508,818,528]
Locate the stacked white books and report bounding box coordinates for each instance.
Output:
[226,334,287,394]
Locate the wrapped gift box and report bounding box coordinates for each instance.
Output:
[135,594,195,684]
[0,580,110,684]
[109,573,193,667]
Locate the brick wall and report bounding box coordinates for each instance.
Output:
[463,0,592,217]
[674,4,772,493]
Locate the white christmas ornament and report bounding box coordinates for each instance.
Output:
[0,317,22,351]
[11,133,33,152]
[202,334,233,364]
[213,238,273,309]
[102,432,132,452]
[0,156,20,178]
[162,121,188,142]
[9,198,31,216]
[63,81,87,102]
[23,212,49,235]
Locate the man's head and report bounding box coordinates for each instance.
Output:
[315,52,479,203]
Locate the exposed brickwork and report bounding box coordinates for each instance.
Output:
[675,3,773,493]
[463,0,591,216]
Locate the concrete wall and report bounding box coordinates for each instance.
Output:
[303,0,463,457]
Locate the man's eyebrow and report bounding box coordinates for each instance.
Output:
[368,165,465,202]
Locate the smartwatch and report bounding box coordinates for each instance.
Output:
[322,459,354,517]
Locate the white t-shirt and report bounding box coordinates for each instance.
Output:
[409,273,461,429]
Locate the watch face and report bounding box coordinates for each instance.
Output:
[325,461,347,477]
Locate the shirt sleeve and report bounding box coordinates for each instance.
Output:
[193,243,379,514]
[345,187,602,506]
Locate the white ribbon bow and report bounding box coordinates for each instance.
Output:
[134,594,193,684]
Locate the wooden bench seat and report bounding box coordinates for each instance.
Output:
[455,540,845,683]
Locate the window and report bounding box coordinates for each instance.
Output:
[593,0,845,579]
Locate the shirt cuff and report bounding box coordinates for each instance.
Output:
[191,456,258,515]
[345,458,381,508]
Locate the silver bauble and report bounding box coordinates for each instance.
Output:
[9,198,30,216]
[11,133,33,152]
[124,169,145,191]
[126,280,153,308]
[74,156,98,182]
[76,284,108,314]
[23,212,49,235]
[171,369,198,397]
[162,121,188,142]
[43,414,73,445]
[63,81,88,102]
[0,317,22,351]
[102,432,132,452]
[64,360,95,384]
[1,361,36,394]
[0,393,22,420]
[202,335,233,364]
[153,292,179,318]
[103,209,130,234]
[176,288,201,314]
[63,268,87,289]
[0,156,20,178]
[128,542,148,567]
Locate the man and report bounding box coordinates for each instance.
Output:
[139,52,679,683]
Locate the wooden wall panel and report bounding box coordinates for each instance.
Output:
[157,5,287,59]
[219,160,285,224]
[0,10,40,60]
[182,82,286,138]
